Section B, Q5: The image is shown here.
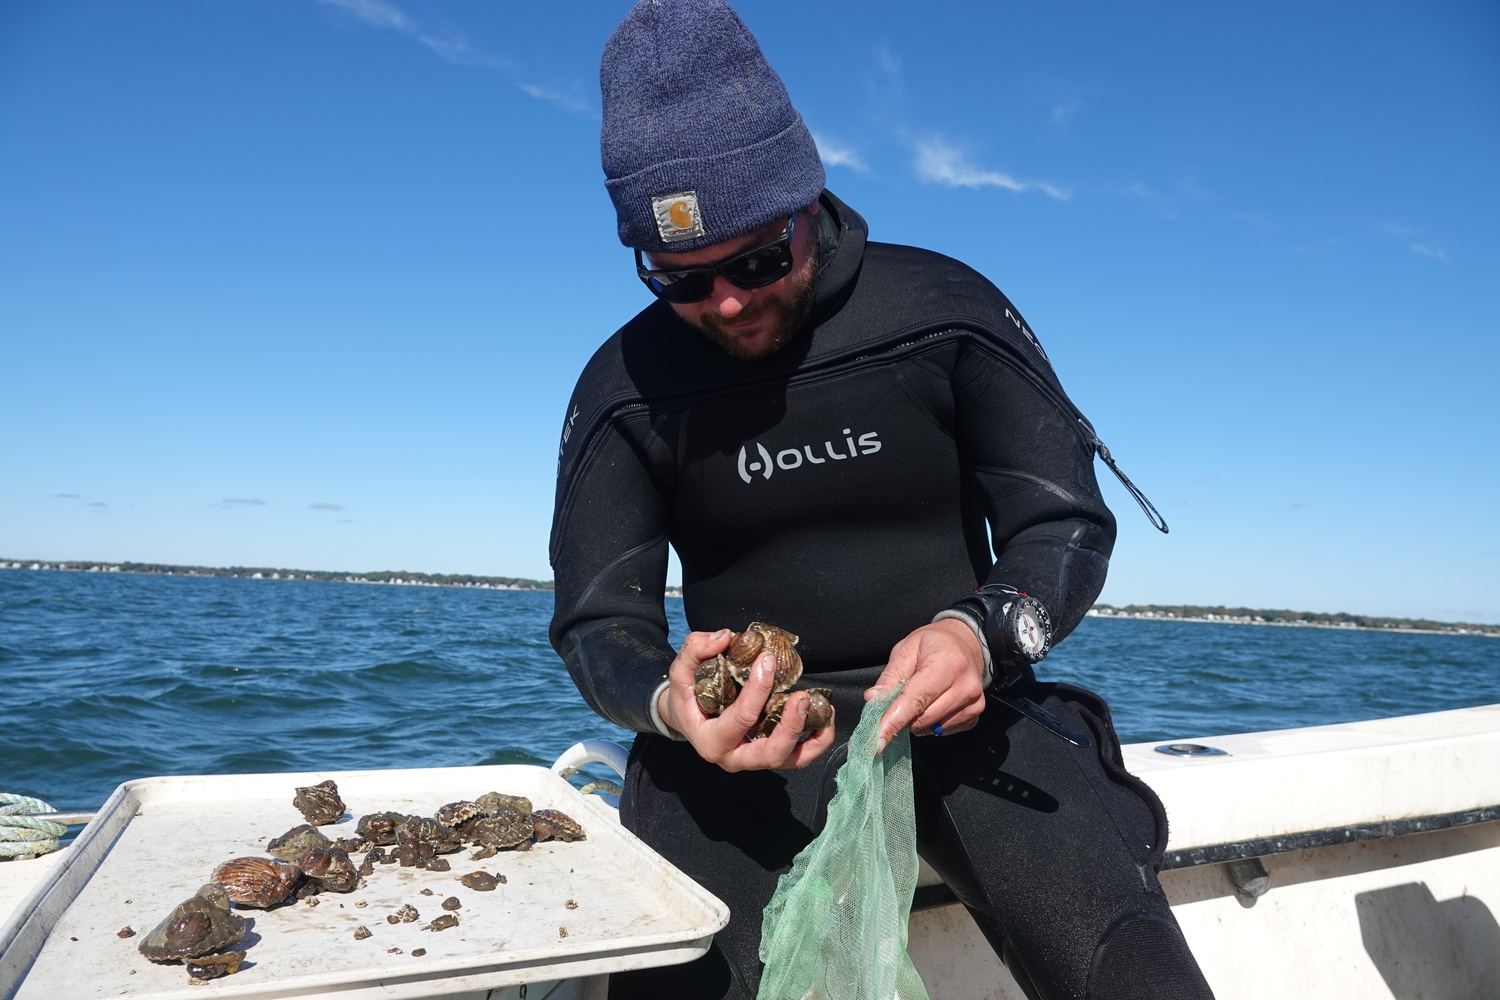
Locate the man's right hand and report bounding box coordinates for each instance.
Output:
[656,629,835,772]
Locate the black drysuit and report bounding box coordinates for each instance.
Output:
[549,193,1213,1000]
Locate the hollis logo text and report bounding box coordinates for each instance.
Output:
[737,429,882,483]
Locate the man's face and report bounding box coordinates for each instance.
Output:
[645,200,820,360]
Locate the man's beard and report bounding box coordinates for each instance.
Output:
[690,243,819,360]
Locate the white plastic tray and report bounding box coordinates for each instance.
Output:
[0,765,728,1000]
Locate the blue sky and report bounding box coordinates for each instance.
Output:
[2,0,1496,622]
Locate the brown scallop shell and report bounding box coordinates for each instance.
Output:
[743,622,802,690]
[211,856,303,908]
[292,779,345,825]
[434,800,485,830]
[395,815,462,853]
[530,809,586,843]
[138,884,246,962]
[476,791,533,817]
[459,871,502,891]
[747,687,835,740]
[803,689,835,731]
[186,950,246,980]
[693,657,741,715]
[297,846,359,893]
[266,823,331,860]
[356,811,409,846]
[468,811,533,855]
[721,627,766,671]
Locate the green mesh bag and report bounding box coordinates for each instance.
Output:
[758,686,930,1000]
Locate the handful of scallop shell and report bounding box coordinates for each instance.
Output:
[693,623,834,739]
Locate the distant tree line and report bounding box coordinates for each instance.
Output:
[1,559,553,591]
[1093,603,1498,636]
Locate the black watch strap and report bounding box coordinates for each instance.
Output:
[952,585,1053,689]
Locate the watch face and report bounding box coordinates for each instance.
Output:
[1003,596,1051,663]
[1016,606,1046,656]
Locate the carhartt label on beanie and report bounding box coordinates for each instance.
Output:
[600,0,825,254]
[652,191,704,243]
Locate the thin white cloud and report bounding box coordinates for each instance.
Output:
[1120,181,1171,207]
[320,0,411,31]
[1408,242,1450,263]
[221,498,267,506]
[1382,225,1450,263]
[913,137,1068,200]
[319,0,518,75]
[811,132,869,173]
[517,82,592,117]
[309,502,345,511]
[1051,98,1081,128]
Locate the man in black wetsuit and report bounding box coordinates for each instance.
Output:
[549,2,1214,998]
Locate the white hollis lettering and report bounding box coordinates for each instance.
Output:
[737,430,883,484]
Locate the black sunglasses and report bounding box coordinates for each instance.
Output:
[635,212,798,304]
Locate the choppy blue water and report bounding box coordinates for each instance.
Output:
[3,569,1497,811]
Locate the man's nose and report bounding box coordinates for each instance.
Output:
[707,276,752,318]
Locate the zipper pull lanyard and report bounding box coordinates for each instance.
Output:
[1080,419,1169,534]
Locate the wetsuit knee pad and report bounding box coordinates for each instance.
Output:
[1087,912,1215,1000]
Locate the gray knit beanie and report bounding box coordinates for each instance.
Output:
[600,0,825,254]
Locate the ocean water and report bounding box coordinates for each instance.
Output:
[2,569,1497,811]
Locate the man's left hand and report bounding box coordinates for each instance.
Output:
[863,618,986,754]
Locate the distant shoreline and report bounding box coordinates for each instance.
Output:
[3,560,1491,636]
[1088,607,1498,638]
[0,558,551,593]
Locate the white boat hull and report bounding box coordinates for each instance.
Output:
[910,703,1500,999]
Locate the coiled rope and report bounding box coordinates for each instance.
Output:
[576,780,625,797]
[0,793,66,859]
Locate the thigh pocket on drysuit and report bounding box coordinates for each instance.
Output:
[1035,682,1171,873]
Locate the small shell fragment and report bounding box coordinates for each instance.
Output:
[117,927,136,938]
[354,926,372,940]
[441,896,461,911]
[411,948,427,957]
[459,871,503,891]
[565,899,578,910]
[396,904,419,923]
[185,950,246,981]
